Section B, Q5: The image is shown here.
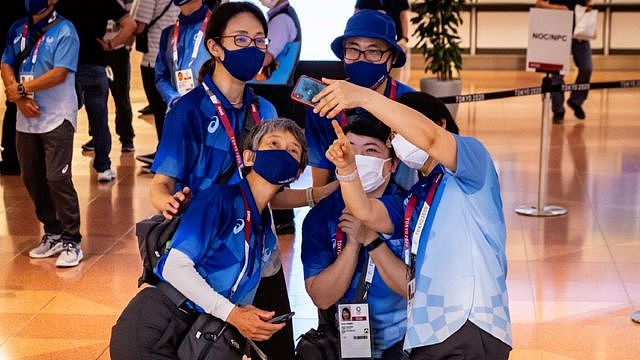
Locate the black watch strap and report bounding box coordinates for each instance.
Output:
[17,83,27,97]
[365,237,385,252]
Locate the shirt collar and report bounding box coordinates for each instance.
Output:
[267,1,289,17]
[238,179,269,231]
[178,5,208,25]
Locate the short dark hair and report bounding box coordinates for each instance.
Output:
[397,92,460,135]
[343,112,395,158]
[243,118,308,172]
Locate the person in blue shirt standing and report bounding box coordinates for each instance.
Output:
[305,9,414,189]
[302,113,408,359]
[1,0,83,267]
[320,84,512,359]
[136,0,211,166]
[110,118,307,359]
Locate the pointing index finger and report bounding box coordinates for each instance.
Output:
[331,120,346,141]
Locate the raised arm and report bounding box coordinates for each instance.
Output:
[325,120,394,234]
[313,79,458,172]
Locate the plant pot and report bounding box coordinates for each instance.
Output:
[419,77,463,119]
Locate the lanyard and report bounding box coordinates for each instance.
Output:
[203,82,260,179]
[403,171,443,272]
[171,11,210,71]
[230,187,263,299]
[336,228,376,301]
[338,79,397,128]
[20,12,57,72]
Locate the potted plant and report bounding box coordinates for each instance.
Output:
[411,0,465,118]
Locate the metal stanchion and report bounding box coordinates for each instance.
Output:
[516,73,567,217]
[632,311,640,324]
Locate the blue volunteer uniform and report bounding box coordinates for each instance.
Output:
[380,135,512,351]
[2,13,79,133]
[156,179,278,307]
[304,79,415,189]
[155,5,211,106]
[151,74,277,194]
[301,188,407,358]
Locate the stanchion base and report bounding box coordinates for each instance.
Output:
[632,311,640,324]
[515,205,568,217]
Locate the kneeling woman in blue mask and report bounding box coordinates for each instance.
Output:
[110,118,308,359]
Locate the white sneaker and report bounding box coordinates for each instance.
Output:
[29,233,63,258]
[55,242,84,267]
[97,168,116,182]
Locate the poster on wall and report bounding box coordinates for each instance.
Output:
[526,8,573,74]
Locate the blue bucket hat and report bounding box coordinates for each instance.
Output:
[331,10,406,68]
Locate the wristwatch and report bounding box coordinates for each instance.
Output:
[365,237,385,252]
[17,83,27,97]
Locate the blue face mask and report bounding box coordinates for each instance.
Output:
[221,46,265,82]
[344,61,389,88]
[25,0,49,15]
[252,150,299,185]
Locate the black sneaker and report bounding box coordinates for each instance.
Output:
[82,139,95,152]
[552,112,565,124]
[567,99,586,120]
[136,152,155,164]
[0,161,20,175]
[138,105,153,115]
[121,141,135,153]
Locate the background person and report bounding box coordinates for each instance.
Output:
[536,0,593,124]
[1,0,83,267]
[320,85,512,359]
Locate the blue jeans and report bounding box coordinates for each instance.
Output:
[551,39,593,114]
[77,64,111,172]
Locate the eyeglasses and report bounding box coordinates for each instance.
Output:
[343,47,391,62]
[216,34,270,50]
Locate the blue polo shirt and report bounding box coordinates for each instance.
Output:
[155,5,211,105]
[380,135,512,350]
[304,78,416,189]
[1,13,79,133]
[156,179,278,306]
[151,74,277,194]
[301,187,407,357]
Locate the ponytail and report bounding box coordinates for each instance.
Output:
[198,58,216,84]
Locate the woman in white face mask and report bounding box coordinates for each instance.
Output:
[323,89,512,360]
[301,113,411,359]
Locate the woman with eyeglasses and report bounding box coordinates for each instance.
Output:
[147,3,336,358]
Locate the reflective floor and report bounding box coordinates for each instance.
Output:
[0,66,639,359]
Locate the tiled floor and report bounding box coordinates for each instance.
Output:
[0,63,639,359]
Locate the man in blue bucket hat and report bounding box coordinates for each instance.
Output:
[305,9,415,189]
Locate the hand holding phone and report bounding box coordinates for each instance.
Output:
[267,311,295,324]
[291,75,326,108]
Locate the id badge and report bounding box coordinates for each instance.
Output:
[407,278,416,322]
[338,303,372,359]
[175,69,194,95]
[20,74,34,99]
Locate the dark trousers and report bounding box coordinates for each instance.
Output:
[104,47,134,145]
[16,120,81,242]
[380,340,408,360]
[110,287,197,360]
[140,64,167,143]
[409,320,511,360]
[551,39,593,114]
[252,267,295,360]
[77,64,112,172]
[1,101,19,168]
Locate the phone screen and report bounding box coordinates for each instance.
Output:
[291,76,326,108]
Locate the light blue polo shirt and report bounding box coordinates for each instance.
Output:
[155,5,211,106]
[151,74,277,195]
[301,187,407,358]
[1,14,79,134]
[380,135,512,350]
[156,179,278,307]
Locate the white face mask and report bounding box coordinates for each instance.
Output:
[391,134,429,170]
[355,155,391,193]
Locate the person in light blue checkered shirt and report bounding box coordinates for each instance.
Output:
[320,84,512,359]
